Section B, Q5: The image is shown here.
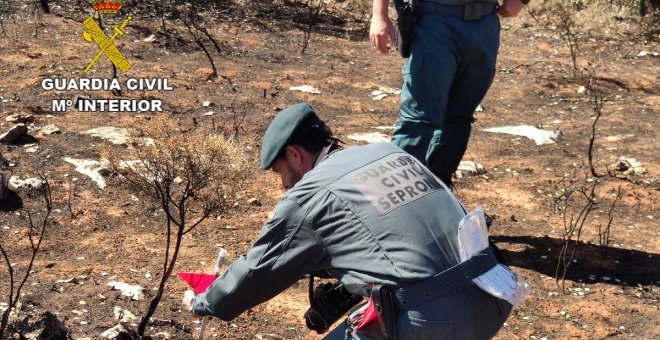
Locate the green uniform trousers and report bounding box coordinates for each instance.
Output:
[391,1,501,184]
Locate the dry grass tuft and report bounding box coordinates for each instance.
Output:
[102,116,249,218]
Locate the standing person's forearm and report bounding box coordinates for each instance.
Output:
[373,0,389,18]
[370,0,396,54]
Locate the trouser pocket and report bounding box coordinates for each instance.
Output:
[399,317,453,340]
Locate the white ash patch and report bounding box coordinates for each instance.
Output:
[107,281,145,301]
[455,161,486,178]
[288,85,321,94]
[347,132,390,144]
[63,157,110,189]
[613,157,647,176]
[484,125,561,145]
[9,176,45,190]
[83,127,131,145]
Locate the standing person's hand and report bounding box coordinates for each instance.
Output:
[370,15,396,54]
[498,0,525,17]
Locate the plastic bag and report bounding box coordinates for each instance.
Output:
[457,207,531,306]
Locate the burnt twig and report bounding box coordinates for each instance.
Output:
[0,175,52,339]
[599,184,622,247]
[586,74,604,178]
[301,0,323,55]
[555,175,598,293]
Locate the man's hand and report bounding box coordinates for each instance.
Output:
[182,289,195,312]
[370,14,396,54]
[498,0,525,17]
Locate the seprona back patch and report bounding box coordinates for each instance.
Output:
[347,154,443,214]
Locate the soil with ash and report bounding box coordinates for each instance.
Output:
[0,0,658,339]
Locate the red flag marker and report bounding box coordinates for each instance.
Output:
[354,298,379,331]
[177,272,217,294]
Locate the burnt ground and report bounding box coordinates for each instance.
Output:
[0,0,658,339]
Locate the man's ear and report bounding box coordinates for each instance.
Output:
[284,145,303,167]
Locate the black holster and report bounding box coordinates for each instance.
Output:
[395,3,416,59]
[371,285,397,339]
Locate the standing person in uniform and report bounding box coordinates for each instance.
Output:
[369,0,526,186]
[182,103,515,339]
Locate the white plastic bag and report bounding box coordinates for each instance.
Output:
[457,207,531,306]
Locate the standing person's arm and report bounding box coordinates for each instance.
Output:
[370,0,396,54]
[498,0,525,17]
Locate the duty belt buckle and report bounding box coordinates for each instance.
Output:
[464,2,483,21]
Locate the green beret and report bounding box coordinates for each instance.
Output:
[261,103,322,169]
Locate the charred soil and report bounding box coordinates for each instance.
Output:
[0,0,658,339]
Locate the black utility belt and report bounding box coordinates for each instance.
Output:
[391,249,497,311]
[416,2,499,21]
[363,251,497,339]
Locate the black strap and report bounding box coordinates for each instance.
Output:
[392,249,497,311]
[393,0,414,15]
[308,274,315,302]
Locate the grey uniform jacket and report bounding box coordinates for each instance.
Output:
[192,142,467,320]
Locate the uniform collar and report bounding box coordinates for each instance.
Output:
[312,143,341,169]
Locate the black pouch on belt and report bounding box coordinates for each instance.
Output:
[394,1,416,58]
[371,285,397,339]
